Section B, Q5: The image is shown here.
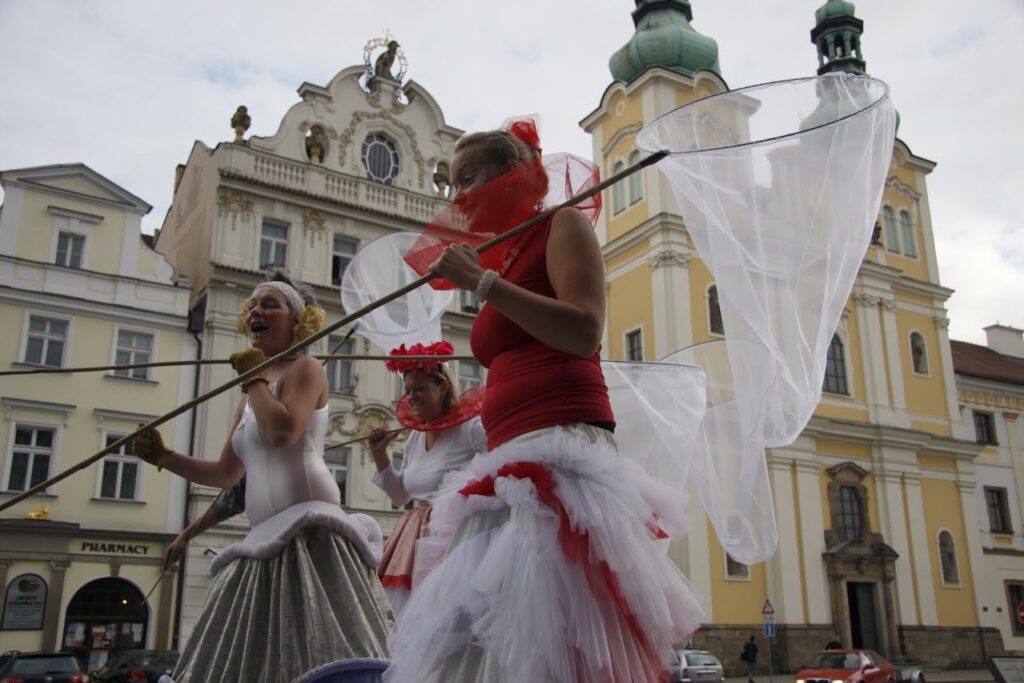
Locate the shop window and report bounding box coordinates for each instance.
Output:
[63,577,148,673]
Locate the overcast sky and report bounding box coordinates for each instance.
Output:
[0,0,1019,345]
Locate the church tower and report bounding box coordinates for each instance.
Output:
[810,0,867,74]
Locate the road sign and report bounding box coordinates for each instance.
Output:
[1017,601,1024,625]
[762,599,775,615]
[764,621,776,638]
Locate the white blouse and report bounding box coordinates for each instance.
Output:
[373,417,486,507]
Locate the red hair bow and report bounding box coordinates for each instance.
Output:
[506,118,542,155]
[386,340,455,374]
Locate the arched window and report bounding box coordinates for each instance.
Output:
[611,161,626,214]
[899,210,918,257]
[882,206,899,253]
[707,285,724,335]
[938,530,960,585]
[361,133,399,184]
[823,334,849,395]
[910,331,928,375]
[627,151,644,205]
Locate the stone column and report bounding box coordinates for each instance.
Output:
[903,473,938,624]
[881,300,909,424]
[795,458,830,623]
[42,560,70,651]
[766,456,803,623]
[876,469,917,624]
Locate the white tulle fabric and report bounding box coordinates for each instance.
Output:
[384,424,703,683]
[637,73,897,563]
[213,378,384,574]
[340,232,453,352]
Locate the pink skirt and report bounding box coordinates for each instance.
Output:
[377,504,432,591]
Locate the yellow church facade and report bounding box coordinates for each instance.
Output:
[582,0,1012,669]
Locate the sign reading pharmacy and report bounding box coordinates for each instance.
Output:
[80,541,152,556]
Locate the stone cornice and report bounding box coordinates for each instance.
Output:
[803,415,984,460]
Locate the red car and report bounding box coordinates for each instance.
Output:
[794,649,897,683]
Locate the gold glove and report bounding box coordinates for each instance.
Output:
[133,428,171,470]
[229,348,268,393]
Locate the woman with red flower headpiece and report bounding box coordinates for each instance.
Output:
[369,340,486,618]
[386,122,702,682]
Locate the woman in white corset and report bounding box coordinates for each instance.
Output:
[369,340,486,618]
[133,269,391,683]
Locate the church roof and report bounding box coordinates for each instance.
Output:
[609,0,720,84]
[951,340,1024,387]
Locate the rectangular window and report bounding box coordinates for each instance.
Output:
[626,329,643,361]
[113,330,154,380]
[331,235,358,286]
[837,485,863,541]
[823,335,849,395]
[55,232,85,268]
[324,445,350,506]
[1006,582,1024,636]
[459,360,483,393]
[459,289,479,314]
[974,411,997,445]
[7,425,55,492]
[986,486,1013,534]
[98,434,139,500]
[726,553,750,580]
[24,315,68,367]
[326,336,355,393]
[260,220,289,268]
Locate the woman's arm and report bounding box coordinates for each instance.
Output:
[157,400,246,488]
[246,355,327,448]
[162,500,229,570]
[368,427,411,507]
[431,208,606,357]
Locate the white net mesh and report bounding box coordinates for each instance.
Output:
[638,73,897,563]
[340,232,454,352]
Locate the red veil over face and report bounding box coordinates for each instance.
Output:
[403,120,602,289]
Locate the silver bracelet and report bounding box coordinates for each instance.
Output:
[474,269,499,303]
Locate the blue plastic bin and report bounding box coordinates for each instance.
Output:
[300,658,389,683]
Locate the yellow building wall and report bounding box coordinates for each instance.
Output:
[920,478,978,626]
[607,264,655,360]
[707,518,769,624]
[15,188,128,274]
[606,239,651,272]
[895,308,950,421]
[816,439,873,461]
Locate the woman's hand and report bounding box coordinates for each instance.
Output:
[162,532,188,571]
[133,428,172,470]
[429,243,485,291]
[368,427,399,472]
[229,348,268,393]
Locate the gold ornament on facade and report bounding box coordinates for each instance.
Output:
[302,209,326,247]
[230,105,251,143]
[25,505,49,520]
[217,190,254,229]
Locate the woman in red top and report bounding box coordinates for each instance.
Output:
[385,124,701,683]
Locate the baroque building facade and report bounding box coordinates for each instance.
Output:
[154,52,480,645]
[0,164,194,674]
[583,0,1011,670]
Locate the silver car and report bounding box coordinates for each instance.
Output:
[670,649,726,683]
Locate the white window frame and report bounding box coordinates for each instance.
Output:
[55,231,86,269]
[326,335,356,394]
[624,327,644,361]
[48,206,99,271]
[936,528,961,588]
[3,421,60,495]
[361,133,400,185]
[331,235,359,286]
[627,151,644,205]
[611,160,626,214]
[259,219,289,269]
[908,330,929,377]
[724,551,751,581]
[324,445,350,505]
[110,326,156,381]
[94,431,143,502]
[458,359,484,393]
[20,310,72,368]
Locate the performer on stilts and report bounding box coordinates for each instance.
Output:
[369,340,486,617]
[133,269,391,683]
[386,120,702,682]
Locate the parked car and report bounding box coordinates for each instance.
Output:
[795,649,897,683]
[669,649,725,683]
[91,650,178,683]
[0,650,89,683]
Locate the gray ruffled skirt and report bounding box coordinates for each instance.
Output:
[173,527,392,683]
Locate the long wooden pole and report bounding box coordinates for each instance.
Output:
[0,150,667,513]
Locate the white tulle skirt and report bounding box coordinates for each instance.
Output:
[384,423,703,683]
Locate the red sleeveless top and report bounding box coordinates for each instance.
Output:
[470,217,614,450]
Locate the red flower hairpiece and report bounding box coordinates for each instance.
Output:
[505,118,542,155]
[386,340,455,374]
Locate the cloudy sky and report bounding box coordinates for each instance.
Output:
[0,0,1019,344]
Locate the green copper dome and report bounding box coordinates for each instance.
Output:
[815,0,857,24]
[610,0,721,84]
